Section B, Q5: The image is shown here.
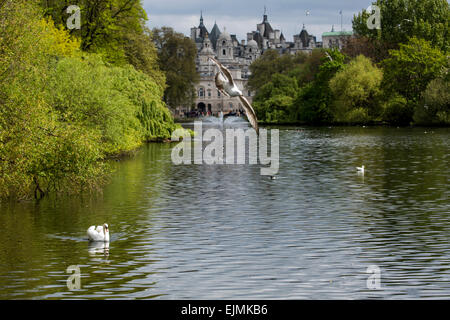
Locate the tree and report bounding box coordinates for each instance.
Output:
[39,0,153,69]
[253,74,299,123]
[382,37,447,103]
[414,74,450,125]
[342,36,391,63]
[152,27,199,110]
[248,49,308,92]
[353,0,449,52]
[329,55,383,123]
[0,0,181,199]
[292,49,346,124]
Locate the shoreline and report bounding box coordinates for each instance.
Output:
[175,118,450,128]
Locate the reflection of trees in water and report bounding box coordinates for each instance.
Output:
[0,143,172,298]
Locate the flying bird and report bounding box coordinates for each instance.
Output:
[209,57,259,134]
[87,223,110,242]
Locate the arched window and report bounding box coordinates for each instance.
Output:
[222,40,226,46]
[222,49,226,55]
[249,48,252,53]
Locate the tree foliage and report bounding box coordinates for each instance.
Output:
[414,74,450,125]
[39,0,165,83]
[330,55,383,123]
[152,27,199,109]
[382,37,448,103]
[353,0,449,52]
[0,0,181,199]
[253,74,299,123]
[248,49,309,92]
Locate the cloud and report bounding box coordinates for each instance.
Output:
[143,0,370,41]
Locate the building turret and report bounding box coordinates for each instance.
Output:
[217,28,234,61]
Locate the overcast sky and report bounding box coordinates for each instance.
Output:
[142,0,373,42]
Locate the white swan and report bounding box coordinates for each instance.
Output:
[87,223,110,242]
[357,165,365,174]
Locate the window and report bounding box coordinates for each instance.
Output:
[217,90,221,97]
[208,90,211,98]
[223,49,226,55]
[198,87,204,97]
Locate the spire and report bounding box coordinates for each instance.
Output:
[263,6,268,22]
[200,10,204,26]
[331,24,335,32]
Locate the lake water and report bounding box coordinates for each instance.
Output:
[0,122,449,299]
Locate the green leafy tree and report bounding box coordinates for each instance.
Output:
[39,0,158,71]
[253,74,299,123]
[152,27,199,110]
[248,49,308,92]
[292,49,346,124]
[329,55,383,123]
[382,37,448,103]
[0,0,106,199]
[414,74,450,125]
[0,0,181,199]
[353,0,449,52]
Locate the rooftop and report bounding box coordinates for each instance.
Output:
[322,31,353,37]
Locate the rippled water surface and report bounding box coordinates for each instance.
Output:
[0,125,449,299]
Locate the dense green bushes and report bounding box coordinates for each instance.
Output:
[0,0,182,199]
[330,55,383,124]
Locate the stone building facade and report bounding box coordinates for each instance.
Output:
[177,12,329,117]
[322,26,353,50]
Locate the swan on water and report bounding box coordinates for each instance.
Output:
[208,57,259,134]
[357,165,365,174]
[87,223,110,242]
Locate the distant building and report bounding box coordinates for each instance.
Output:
[175,12,341,117]
[322,25,353,50]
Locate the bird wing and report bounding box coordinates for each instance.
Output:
[209,57,234,85]
[238,95,259,134]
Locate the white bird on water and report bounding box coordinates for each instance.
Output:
[87,223,110,242]
[208,57,259,134]
[357,165,365,174]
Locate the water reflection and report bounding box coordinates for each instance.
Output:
[88,242,110,258]
[0,126,449,299]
